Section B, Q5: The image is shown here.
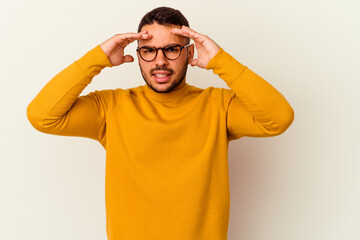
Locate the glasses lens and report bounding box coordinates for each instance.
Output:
[164,45,181,60]
[139,47,156,61]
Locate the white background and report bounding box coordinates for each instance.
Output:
[1,0,359,239]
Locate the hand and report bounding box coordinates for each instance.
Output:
[171,26,221,68]
[100,31,152,66]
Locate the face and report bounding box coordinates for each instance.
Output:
[137,22,194,93]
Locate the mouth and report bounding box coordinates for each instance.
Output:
[152,73,172,83]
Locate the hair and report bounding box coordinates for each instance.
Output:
[137,7,190,44]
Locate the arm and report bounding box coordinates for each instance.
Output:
[206,48,294,140]
[26,45,112,144]
[26,31,153,146]
[171,26,294,140]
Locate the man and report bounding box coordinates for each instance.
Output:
[27,6,294,240]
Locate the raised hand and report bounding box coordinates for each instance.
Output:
[171,26,221,68]
[100,31,152,66]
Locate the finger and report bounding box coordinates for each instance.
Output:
[137,31,153,40]
[171,28,186,36]
[124,32,152,41]
[116,32,152,47]
[190,59,198,67]
[118,31,152,43]
[138,32,153,40]
[181,25,199,34]
[173,26,202,40]
[171,28,194,40]
[123,55,134,63]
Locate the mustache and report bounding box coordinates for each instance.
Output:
[151,67,173,74]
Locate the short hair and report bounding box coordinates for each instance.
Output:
[137,6,190,44]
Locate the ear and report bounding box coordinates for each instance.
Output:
[136,50,140,63]
[187,44,195,65]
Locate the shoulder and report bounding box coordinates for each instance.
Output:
[204,86,235,99]
[189,85,235,112]
[205,86,236,109]
[188,84,233,96]
[83,87,130,111]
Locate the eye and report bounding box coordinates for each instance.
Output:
[165,46,179,52]
[143,48,154,53]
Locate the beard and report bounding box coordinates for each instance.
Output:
[139,56,189,94]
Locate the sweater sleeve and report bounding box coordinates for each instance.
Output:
[206,48,294,140]
[26,44,113,145]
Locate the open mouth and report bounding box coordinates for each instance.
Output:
[152,73,172,83]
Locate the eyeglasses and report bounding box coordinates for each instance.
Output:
[136,43,191,62]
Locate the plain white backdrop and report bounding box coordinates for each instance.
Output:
[1,0,359,239]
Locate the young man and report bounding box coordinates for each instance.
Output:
[27,6,294,240]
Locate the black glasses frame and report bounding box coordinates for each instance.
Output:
[136,43,191,62]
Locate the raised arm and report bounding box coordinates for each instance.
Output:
[206,49,294,139]
[26,31,153,145]
[172,26,294,140]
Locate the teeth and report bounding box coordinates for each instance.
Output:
[155,74,168,77]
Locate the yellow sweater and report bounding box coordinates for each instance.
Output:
[27,45,294,240]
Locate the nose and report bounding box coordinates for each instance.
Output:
[154,49,168,66]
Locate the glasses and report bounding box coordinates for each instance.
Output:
[136,43,191,62]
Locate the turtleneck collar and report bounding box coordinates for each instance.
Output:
[143,82,191,102]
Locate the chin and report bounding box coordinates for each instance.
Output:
[151,83,173,93]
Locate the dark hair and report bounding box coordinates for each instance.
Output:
[137,7,190,43]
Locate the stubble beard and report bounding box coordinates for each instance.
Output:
[139,57,189,94]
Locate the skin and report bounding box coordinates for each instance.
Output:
[137,22,195,93]
[99,22,221,93]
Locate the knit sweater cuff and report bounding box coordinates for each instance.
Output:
[75,44,113,79]
[205,48,247,86]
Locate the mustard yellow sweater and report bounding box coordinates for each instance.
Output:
[27,44,294,240]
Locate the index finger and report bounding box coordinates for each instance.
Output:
[121,31,152,41]
[171,26,201,40]
[116,31,152,47]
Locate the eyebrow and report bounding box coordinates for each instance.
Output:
[139,43,181,48]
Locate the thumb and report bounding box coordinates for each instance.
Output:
[123,55,134,63]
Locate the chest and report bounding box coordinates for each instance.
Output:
[105,96,227,159]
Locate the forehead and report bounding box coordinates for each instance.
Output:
[138,22,186,47]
